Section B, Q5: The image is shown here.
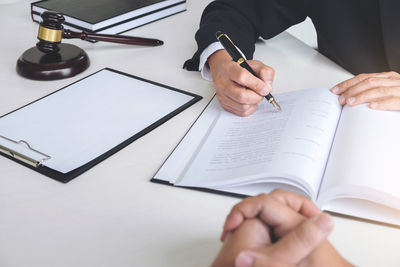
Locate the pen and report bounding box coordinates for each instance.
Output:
[216,31,282,111]
[63,29,164,46]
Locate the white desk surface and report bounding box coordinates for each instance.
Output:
[0,1,399,266]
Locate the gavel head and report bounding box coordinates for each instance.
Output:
[36,11,65,53]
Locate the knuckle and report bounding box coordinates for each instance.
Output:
[252,82,260,92]
[266,66,275,76]
[259,193,272,202]
[379,87,391,95]
[221,104,233,114]
[357,92,367,101]
[242,109,254,117]
[260,66,275,77]
[259,197,273,209]
[338,81,347,89]
[239,104,252,112]
[339,79,352,90]
[233,110,244,116]
[271,188,285,196]
[336,84,345,93]
[365,77,379,87]
[247,106,257,116]
[231,203,242,213]
[248,60,260,67]
[357,73,368,80]
[237,111,248,117]
[388,71,400,77]
[236,91,248,103]
[257,193,268,198]
[237,70,249,85]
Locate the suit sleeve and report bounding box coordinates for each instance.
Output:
[183,0,310,71]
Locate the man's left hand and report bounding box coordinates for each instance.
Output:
[331,71,400,110]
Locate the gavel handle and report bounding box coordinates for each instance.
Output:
[63,29,163,46]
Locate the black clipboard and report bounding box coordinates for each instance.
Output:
[0,68,202,183]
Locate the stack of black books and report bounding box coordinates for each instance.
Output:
[31,0,186,35]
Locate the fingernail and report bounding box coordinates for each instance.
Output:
[370,102,379,109]
[347,97,356,105]
[315,213,333,233]
[235,252,254,267]
[339,95,346,104]
[331,86,339,94]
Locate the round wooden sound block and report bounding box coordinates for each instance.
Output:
[16,43,90,80]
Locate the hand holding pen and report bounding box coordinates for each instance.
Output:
[207,31,281,115]
[216,31,281,111]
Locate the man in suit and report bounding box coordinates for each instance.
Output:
[184,1,391,265]
[184,0,400,116]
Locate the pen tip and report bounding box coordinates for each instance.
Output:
[272,100,282,111]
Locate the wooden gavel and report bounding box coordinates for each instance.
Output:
[17,11,163,80]
[36,11,163,53]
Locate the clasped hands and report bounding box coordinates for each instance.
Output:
[211,190,352,267]
[209,50,400,116]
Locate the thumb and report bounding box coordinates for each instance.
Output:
[270,212,334,264]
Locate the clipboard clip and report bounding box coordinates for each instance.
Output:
[0,135,51,168]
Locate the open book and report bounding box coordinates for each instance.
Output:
[153,88,400,226]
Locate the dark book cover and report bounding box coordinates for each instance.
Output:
[32,0,170,24]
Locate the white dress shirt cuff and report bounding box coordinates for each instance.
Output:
[199,42,224,81]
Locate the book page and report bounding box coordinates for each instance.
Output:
[154,97,221,184]
[175,88,342,199]
[322,198,400,226]
[318,105,400,211]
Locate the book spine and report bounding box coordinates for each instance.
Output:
[30,3,34,22]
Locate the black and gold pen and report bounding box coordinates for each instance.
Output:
[216,31,282,111]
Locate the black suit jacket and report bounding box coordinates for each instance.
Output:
[184,0,400,75]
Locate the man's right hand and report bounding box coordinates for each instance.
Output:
[208,50,275,116]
